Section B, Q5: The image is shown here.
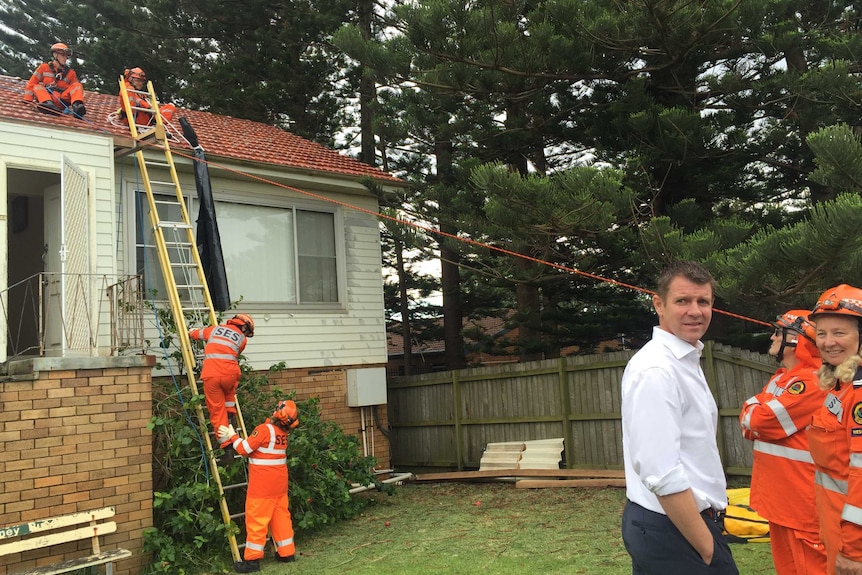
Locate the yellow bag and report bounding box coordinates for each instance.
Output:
[722,488,770,544]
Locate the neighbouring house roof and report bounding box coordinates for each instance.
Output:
[0,74,402,184]
[387,314,513,356]
[387,310,630,363]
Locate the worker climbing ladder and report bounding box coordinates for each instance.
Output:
[118,77,248,563]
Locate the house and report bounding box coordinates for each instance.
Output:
[0,75,404,369]
[387,311,633,376]
[0,74,402,574]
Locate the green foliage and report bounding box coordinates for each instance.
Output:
[141,305,380,574]
[808,124,862,193]
[286,397,386,532]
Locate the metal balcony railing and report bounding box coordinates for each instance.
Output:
[0,273,145,360]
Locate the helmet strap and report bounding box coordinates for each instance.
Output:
[774,330,797,363]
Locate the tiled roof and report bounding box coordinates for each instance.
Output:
[0,74,401,184]
[387,313,513,355]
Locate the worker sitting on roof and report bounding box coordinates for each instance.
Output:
[119,67,176,129]
[24,42,86,117]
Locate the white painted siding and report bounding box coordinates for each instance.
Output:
[119,148,389,372]
[0,121,117,356]
[1,121,389,369]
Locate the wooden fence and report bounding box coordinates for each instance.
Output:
[387,342,775,475]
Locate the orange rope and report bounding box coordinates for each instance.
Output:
[135,137,772,328]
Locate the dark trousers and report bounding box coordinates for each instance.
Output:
[621,500,739,575]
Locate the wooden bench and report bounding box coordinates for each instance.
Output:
[0,507,132,575]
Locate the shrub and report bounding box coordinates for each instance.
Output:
[142,309,380,574]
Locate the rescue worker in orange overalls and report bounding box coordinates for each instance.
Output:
[739,310,827,575]
[188,314,254,451]
[807,284,862,575]
[24,43,86,116]
[218,399,299,573]
[118,67,176,128]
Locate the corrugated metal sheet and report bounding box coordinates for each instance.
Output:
[478,438,564,470]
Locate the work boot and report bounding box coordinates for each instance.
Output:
[234,560,260,573]
[71,101,86,117]
[37,101,59,114]
[274,553,295,563]
[220,445,237,467]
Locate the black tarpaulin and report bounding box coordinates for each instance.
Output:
[180,117,231,311]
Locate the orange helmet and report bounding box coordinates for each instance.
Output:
[773,310,816,343]
[125,67,146,83]
[51,43,72,57]
[809,284,862,321]
[273,400,299,429]
[227,313,254,337]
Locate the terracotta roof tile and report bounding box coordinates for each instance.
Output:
[0,74,401,183]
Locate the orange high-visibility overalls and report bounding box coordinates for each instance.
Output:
[740,338,827,575]
[189,323,247,447]
[808,367,862,575]
[118,79,176,127]
[24,62,84,108]
[230,420,295,561]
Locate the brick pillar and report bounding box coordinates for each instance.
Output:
[0,356,155,575]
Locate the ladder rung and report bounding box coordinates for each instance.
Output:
[164,241,193,248]
[170,262,198,268]
[182,307,210,314]
[146,161,171,168]
[230,512,246,521]
[159,222,193,229]
[136,129,161,140]
[150,180,178,187]
[224,482,249,491]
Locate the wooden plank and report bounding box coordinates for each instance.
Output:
[0,522,116,556]
[516,478,627,488]
[13,548,132,575]
[414,468,625,481]
[0,508,115,541]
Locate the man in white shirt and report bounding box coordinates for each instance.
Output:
[620,260,738,575]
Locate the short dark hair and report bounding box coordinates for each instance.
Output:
[656,260,716,299]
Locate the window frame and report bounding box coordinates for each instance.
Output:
[127,179,347,312]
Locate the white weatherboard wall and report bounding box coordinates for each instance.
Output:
[118,152,388,372]
[0,121,117,357]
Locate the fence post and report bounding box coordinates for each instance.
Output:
[558,357,574,469]
[452,369,463,470]
[701,340,726,467]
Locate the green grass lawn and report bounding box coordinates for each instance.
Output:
[230,481,775,575]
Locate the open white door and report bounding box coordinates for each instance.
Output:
[44,184,61,355]
[59,156,90,356]
[0,162,7,363]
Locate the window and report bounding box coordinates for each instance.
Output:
[135,191,187,299]
[135,191,340,305]
[297,210,338,302]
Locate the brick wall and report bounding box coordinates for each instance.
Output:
[0,359,390,575]
[267,366,391,472]
[0,356,155,575]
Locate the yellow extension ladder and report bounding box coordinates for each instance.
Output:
[118,77,248,563]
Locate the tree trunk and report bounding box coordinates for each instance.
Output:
[516,264,543,363]
[395,236,413,375]
[435,138,465,370]
[358,0,377,166]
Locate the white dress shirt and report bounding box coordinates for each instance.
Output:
[621,326,728,514]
